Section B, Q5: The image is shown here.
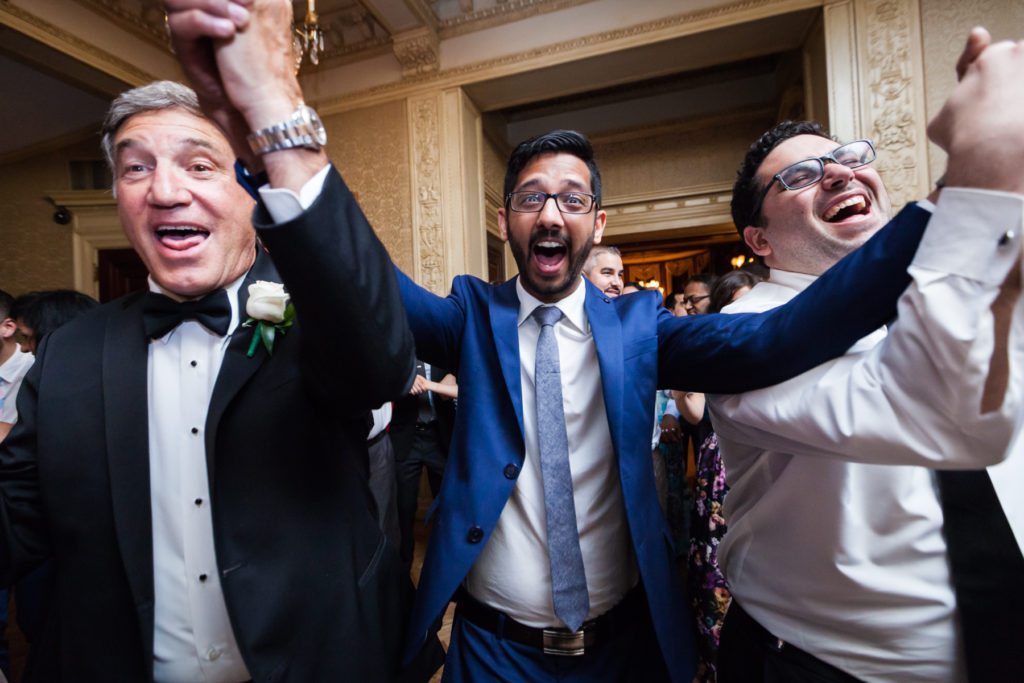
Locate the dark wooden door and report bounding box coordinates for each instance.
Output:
[97,248,148,302]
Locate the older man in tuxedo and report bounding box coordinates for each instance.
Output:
[0,1,436,680]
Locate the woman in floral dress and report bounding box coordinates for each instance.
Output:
[685,269,762,682]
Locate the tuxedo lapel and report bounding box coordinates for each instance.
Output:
[205,249,275,484]
[102,292,156,660]
[585,286,625,458]
[489,278,525,437]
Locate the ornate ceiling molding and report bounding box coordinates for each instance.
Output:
[436,0,595,39]
[319,0,820,113]
[393,26,440,75]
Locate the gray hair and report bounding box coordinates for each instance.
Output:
[583,244,622,274]
[101,81,203,175]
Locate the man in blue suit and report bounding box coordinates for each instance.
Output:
[397,130,936,681]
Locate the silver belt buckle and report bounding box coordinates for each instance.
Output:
[542,628,586,656]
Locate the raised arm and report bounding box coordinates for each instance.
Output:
[710,189,1023,468]
[164,0,415,406]
[657,201,930,393]
[662,31,1024,396]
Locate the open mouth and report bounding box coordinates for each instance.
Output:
[822,194,871,223]
[156,226,210,251]
[532,239,568,274]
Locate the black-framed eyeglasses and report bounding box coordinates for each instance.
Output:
[749,139,876,226]
[506,191,596,215]
[683,294,709,306]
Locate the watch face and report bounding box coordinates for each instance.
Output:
[301,105,327,148]
[309,109,327,147]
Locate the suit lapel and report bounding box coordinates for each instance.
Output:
[585,284,625,458]
[205,248,275,485]
[489,278,525,436]
[102,292,156,661]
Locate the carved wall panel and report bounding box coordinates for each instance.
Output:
[324,99,414,273]
[854,0,929,209]
[407,93,448,294]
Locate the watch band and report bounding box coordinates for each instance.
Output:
[247,104,327,156]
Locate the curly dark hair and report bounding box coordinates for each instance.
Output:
[730,121,834,236]
[503,130,602,207]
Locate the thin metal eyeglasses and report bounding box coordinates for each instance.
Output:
[683,294,710,306]
[749,139,876,226]
[506,191,597,215]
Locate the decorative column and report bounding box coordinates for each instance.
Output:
[823,0,930,210]
[407,87,486,294]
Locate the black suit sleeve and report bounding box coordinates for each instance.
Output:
[252,166,416,410]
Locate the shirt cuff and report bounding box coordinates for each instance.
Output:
[257,164,332,224]
[912,187,1024,285]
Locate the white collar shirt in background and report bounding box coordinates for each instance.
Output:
[0,344,34,425]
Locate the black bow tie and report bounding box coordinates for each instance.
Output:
[142,290,232,339]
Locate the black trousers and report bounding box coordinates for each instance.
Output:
[395,423,447,564]
[717,602,862,683]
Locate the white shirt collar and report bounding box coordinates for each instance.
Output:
[515,276,589,335]
[765,268,818,293]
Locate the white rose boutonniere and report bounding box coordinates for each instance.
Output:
[243,280,295,357]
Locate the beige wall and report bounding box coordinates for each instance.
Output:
[920,0,1024,182]
[593,112,775,200]
[325,99,414,273]
[0,137,101,295]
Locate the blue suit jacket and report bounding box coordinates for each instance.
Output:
[398,204,931,681]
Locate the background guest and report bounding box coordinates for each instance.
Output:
[11,290,97,354]
[685,269,761,683]
[682,274,717,315]
[582,245,624,298]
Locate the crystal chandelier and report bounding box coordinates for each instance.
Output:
[293,0,325,70]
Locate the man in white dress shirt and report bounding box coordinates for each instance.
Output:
[710,29,1024,683]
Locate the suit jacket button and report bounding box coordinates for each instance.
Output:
[467,526,484,544]
[503,464,519,480]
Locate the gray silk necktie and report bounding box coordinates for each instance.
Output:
[532,305,589,631]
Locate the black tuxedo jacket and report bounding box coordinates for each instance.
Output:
[0,168,427,681]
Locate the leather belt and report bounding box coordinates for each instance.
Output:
[455,585,643,657]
